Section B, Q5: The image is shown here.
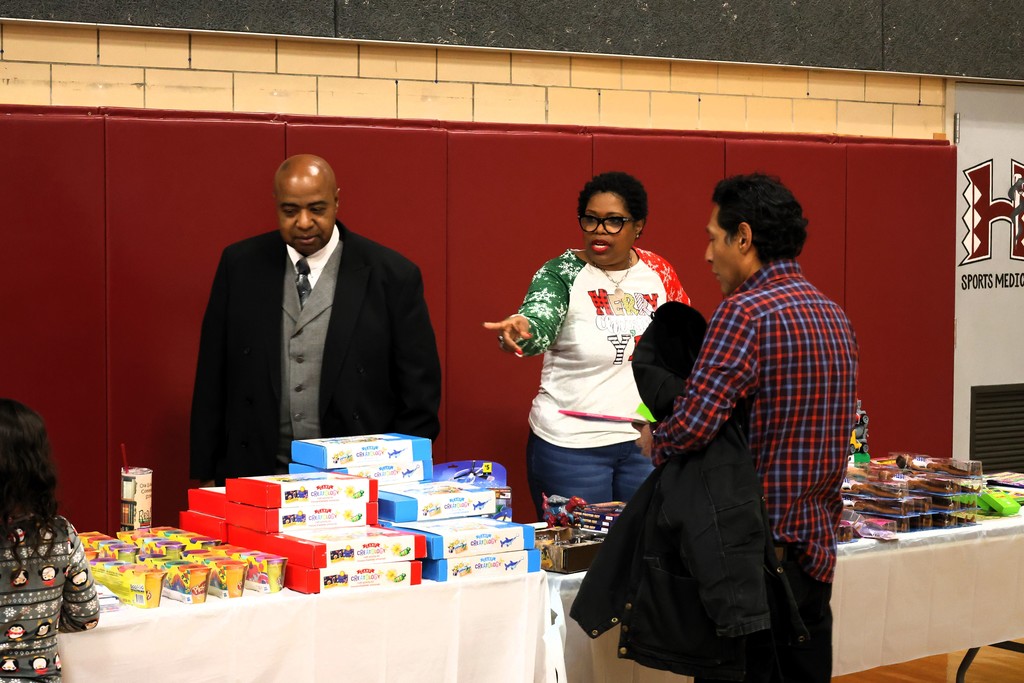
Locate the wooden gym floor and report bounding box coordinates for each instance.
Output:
[832,640,1024,682]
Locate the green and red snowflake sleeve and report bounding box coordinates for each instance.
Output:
[515,250,584,357]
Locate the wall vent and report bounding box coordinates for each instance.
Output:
[970,384,1024,472]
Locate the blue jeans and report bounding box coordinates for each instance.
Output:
[525,430,653,520]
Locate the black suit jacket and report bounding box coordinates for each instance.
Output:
[189,222,441,481]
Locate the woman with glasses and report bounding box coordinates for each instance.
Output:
[484,171,689,519]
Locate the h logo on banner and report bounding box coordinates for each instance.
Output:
[961,160,1024,265]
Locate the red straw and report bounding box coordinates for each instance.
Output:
[120,443,129,472]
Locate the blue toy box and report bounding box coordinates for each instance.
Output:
[289,459,431,486]
[291,433,431,470]
[377,482,496,522]
[433,460,512,521]
[386,517,534,559]
[421,548,540,582]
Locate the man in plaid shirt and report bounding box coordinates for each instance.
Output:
[650,174,858,683]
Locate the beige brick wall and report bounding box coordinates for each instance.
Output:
[0,20,947,139]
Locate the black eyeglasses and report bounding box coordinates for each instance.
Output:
[578,214,635,234]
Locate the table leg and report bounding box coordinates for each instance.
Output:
[990,640,1024,654]
[955,648,979,683]
[955,641,1024,683]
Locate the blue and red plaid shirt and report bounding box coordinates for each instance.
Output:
[652,259,858,582]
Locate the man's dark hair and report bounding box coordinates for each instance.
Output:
[578,171,649,221]
[711,173,808,261]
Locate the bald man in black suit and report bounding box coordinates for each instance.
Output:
[190,154,441,485]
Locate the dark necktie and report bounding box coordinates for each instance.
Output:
[296,257,311,308]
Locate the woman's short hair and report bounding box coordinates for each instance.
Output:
[578,171,649,221]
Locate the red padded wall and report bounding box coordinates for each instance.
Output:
[725,140,848,307]
[285,124,448,456]
[105,117,286,529]
[446,131,592,519]
[1,103,957,528]
[0,115,108,532]
[592,135,726,319]
[846,144,956,458]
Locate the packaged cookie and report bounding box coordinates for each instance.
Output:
[844,479,909,499]
[850,496,920,516]
[891,453,983,477]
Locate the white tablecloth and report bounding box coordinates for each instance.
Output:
[60,571,562,683]
[548,514,1024,681]
[832,514,1024,675]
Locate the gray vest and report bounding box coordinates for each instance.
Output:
[277,244,344,470]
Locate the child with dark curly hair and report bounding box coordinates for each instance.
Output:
[1,399,98,682]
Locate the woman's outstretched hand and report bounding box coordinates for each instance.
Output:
[483,315,532,356]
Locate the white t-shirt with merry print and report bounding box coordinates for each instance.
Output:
[516,248,689,449]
